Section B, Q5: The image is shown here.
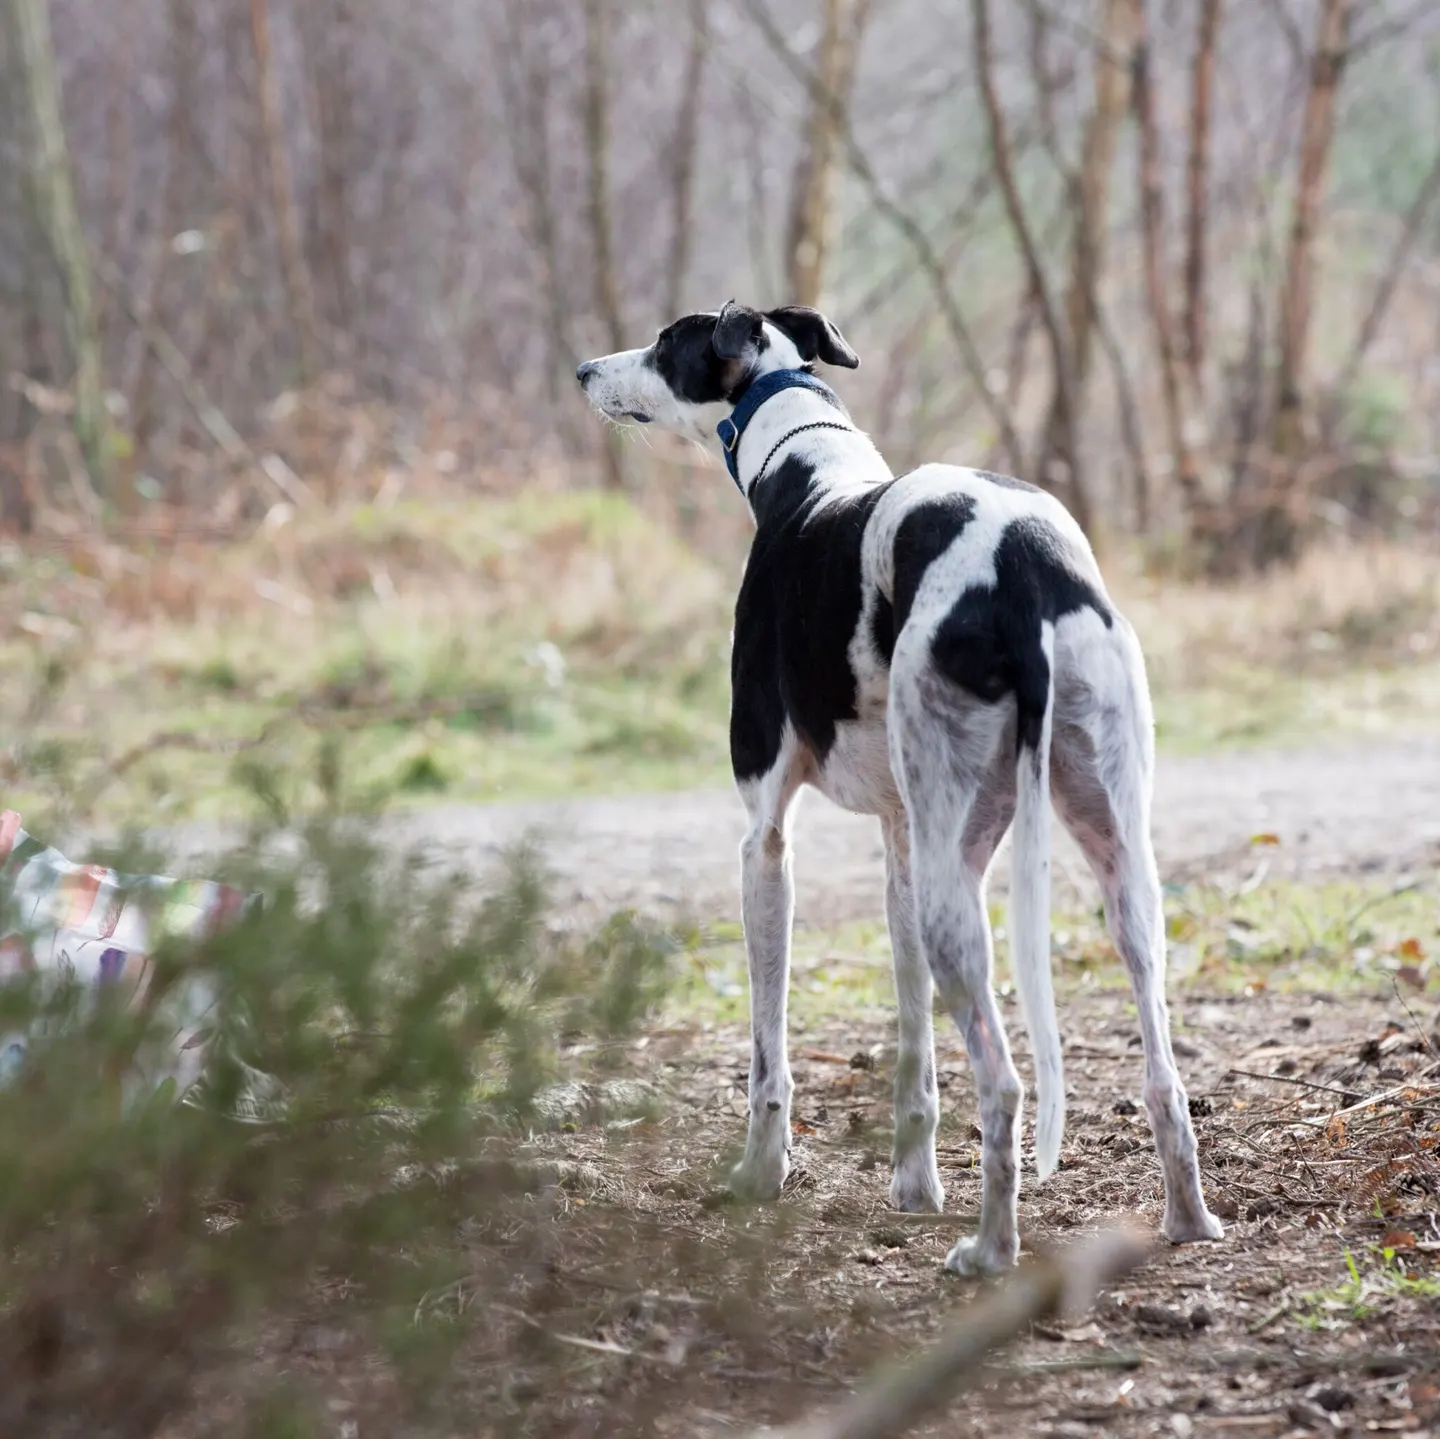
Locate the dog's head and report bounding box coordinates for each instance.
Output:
[575,302,859,443]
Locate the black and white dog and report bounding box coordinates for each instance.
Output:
[577,302,1223,1274]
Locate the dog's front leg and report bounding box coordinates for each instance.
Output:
[728,762,805,1201]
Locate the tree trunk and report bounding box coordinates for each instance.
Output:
[582,0,626,353]
[10,0,112,495]
[1182,0,1222,385]
[1038,0,1135,532]
[1064,0,1134,392]
[1133,0,1206,545]
[131,0,200,464]
[298,0,355,333]
[250,0,322,384]
[664,0,710,320]
[973,0,1091,534]
[785,0,872,308]
[492,2,572,403]
[1260,0,1353,564]
[581,0,626,489]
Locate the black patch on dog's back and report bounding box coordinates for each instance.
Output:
[892,495,978,631]
[730,464,896,781]
[929,517,1112,752]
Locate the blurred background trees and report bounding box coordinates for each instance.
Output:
[2,0,1439,567]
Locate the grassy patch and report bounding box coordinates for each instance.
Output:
[1151,660,1440,753]
[1,492,733,827]
[1295,1245,1440,1330]
[1162,874,1440,992]
[1127,539,1440,752]
[3,501,1438,826]
[0,815,676,1433]
[671,874,1440,1032]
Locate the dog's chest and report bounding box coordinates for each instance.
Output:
[731,479,904,809]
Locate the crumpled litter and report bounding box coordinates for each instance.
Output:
[0,810,283,1119]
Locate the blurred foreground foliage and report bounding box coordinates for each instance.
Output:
[0,799,672,1436]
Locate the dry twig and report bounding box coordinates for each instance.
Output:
[745,1227,1150,1439]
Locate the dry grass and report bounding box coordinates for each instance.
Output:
[2,492,1437,825]
[1123,539,1439,673]
[0,490,736,824]
[1116,539,1440,750]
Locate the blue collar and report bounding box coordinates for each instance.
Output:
[716,369,846,488]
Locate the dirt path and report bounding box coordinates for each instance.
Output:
[517,984,1440,1438]
[397,735,1440,924]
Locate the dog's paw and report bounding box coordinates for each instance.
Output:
[727,1153,788,1203]
[889,1159,945,1214]
[943,1231,1018,1278]
[1163,1207,1225,1245]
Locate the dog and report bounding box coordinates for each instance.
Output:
[577,301,1223,1274]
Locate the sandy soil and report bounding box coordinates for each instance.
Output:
[256,985,1440,1437]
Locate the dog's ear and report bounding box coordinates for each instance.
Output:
[765,306,860,369]
[712,300,765,361]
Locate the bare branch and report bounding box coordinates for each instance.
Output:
[1093,299,1152,533]
[1025,0,1132,65]
[91,252,314,511]
[489,1,575,398]
[581,0,626,353]
[972,0,1088,527]
[1021,0,1075,184]
[1332,141,1440,404]
[1351,0,1436,58]
[1183,0,1223,383]
[845,117,1044,325]
[664,0,711,318]
[741,0,1026,472]
[1256,0,1307,67]
[1133,0,1205,528]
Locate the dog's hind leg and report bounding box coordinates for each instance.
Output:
[881,810,944,1214]
[889,664,1023,1274]
[728,742,808,1201]
[1051,613,1223,1245]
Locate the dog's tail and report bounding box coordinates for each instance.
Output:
[1011,620,1063,1181]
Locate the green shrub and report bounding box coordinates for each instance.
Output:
[0,816,670,1436]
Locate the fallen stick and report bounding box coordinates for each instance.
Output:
[999,1350,1142,1376]
[746,1226,1151,1439]
[1324,1081,1440,1123]
[1225,1068,1359,1104]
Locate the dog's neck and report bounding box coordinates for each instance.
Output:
[717,369,844,484]
[720,370,889,523]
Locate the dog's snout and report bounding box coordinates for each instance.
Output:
[576,360,599,387]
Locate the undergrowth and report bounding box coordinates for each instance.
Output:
[677,871,1440,1032]
[2,495,1439,826]
[1295,1244,1440,1330]
[0,787,675,1436]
